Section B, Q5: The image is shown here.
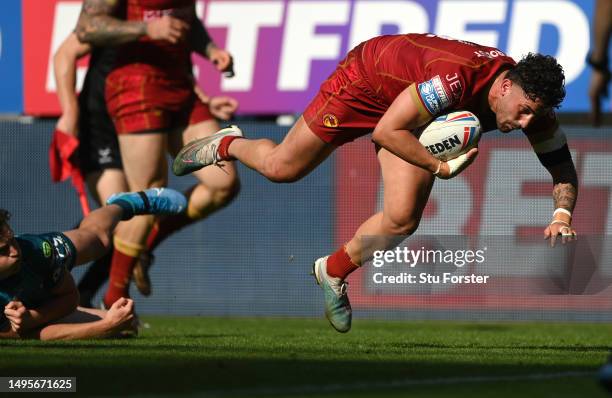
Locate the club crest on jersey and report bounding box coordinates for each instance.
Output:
[323,114,339,128]
[42,242,52,258]
[418,75,450,115]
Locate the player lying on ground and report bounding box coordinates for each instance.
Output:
[0,188,186,340]
[174,34,579,333]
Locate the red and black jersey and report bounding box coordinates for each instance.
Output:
[116,0,195,74]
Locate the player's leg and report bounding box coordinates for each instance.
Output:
[314,147,435,332]
[230,116,336,182]
[174,116,335,182]
[344,149,434,263]
[167,118,240,226]
[173,50,379,181]
[103,132,169,307]
[64,186,186,267]
[76,169,130,306]
[128,119,242,296]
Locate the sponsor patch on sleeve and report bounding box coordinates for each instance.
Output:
[417,75,451,115]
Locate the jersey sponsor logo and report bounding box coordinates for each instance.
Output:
[418,75,450,115]
[52,236,66,258]
[42,241,52,258]
[474,49,506,59]
[323,114,339,128]
[143,6,192,22]
[445,73,463,100]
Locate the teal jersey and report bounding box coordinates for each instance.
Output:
[0,232,76,325]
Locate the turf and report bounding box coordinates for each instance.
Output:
[0,317,610,397]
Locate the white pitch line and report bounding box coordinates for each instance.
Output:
[123,370,594,398]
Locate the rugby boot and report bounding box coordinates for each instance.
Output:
[107,188,187,218]
[173,125,243,176]
[312,256,352,333]
[132,251,154,296]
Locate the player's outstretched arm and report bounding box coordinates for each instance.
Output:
[53,33,91,136]
[36,298,136,340]
[524,118,579,245]
[372,85,478,178]
[75,0,189,46]
[543,160,578,246]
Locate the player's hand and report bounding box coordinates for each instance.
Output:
[104,298,135,332]
[4,301,34,333]
[208,47,234,77]
[588,69,610,127]
[56,109,79,137]
[146,16,189,44]
[435,148,479,179]
[544,221,577,247]
[208,96,238,121]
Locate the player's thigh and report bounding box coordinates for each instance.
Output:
[271,116,336,178]
[86,168,130,205]
[169,119,239,189]
[118,133,168,190]
[378,147,435,231]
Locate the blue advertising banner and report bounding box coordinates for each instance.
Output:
[0,0,22,113]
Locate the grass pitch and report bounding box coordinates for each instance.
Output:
[1,317,610,397]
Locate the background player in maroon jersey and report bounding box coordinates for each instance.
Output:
[174,34,578,333]
[75,0,240,308]
[53,26,239,305]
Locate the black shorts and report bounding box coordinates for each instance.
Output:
[78,71,123,174]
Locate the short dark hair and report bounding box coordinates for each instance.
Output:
[507,53,566,109]
[0,209,11,241]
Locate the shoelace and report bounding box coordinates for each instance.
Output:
[328,278,348,297]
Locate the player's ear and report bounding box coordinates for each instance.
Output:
[500,78,513,96]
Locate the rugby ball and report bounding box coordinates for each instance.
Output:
[417,111,481,161]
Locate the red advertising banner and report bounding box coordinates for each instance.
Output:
[23,0,89,115]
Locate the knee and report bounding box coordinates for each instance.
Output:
[212,178,241,207]
[263,157,302,183]
[382,215,421,236]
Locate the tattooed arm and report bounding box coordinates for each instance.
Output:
[523,114,578,245]
[75,0,189,46]
[544,160,579,246]
[549,161,578,213]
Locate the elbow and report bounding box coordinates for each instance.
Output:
[371,127,388,147]
[74,23,93,45]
